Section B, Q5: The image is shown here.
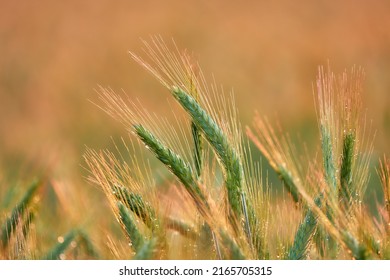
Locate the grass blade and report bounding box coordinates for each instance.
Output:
[278,165,300,203]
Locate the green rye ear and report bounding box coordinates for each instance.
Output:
[0,180,40,249]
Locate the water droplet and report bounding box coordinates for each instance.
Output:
[57,236,64,243]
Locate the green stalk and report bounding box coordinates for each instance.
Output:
[165,218,198,240]
[278,165,300,203]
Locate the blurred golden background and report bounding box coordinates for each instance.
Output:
[1,0,390,257]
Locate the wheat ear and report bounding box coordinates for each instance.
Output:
[0,180,39,249]
[133,239,156,260]
[342,231,368,260]
[172,86,244,219]
[192,122,203,178]
[288,196,322,259]
[133,124,207,214]
[44,230,78,260]
[339,131,356,210]
[117,202,144,251]
[113,185,157,230]
[321,126,337,192]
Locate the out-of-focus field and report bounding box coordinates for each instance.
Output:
[1,0,390,258]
